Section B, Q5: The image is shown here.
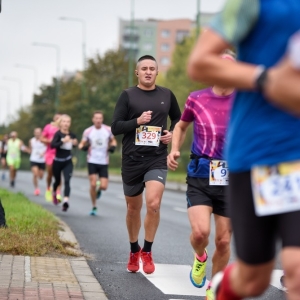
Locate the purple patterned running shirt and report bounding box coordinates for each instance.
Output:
[181,87,235,160]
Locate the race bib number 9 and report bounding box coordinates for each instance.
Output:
[135,126,161,147]
[251,161,300,216]
[209,160,229,186]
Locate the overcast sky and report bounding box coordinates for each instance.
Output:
[0,0,226,123]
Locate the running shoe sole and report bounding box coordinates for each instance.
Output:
[190,270,206,288]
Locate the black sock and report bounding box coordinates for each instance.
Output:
[130,241,140,253]
[142,240,153,253]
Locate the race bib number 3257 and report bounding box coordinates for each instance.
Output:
[251,161,300,216]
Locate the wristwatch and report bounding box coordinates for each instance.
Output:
[254,65,268,92]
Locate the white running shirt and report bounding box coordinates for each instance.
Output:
[82,125,113,165]
[30,137,47,163]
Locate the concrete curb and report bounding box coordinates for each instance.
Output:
[58,220,108,300]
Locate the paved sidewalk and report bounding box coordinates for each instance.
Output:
[0,222,108,300]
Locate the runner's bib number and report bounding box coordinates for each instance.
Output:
[209,160,229,186]
[135,126,162,147]
[251,161,300,216]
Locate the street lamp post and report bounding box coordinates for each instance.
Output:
[32,42,60,111]
[59,17,87,100]
[128,0,135,87]
[0,87,10,124]
[15,64,38,94]
[2,77,22,108]
[196,0,201,37]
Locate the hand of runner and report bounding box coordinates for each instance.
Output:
[160,130,172,145]
[265,59,300,115]
[167,150,180,171]
[63,135,71,143]
[137,111,152,125]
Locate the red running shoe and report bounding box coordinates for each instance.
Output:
[141,251,155,274]
[127,250,141,273]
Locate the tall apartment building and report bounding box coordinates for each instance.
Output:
[119,14,215,73]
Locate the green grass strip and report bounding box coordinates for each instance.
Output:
[0,189,76,256]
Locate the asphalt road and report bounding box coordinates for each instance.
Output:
[0,170,287,300]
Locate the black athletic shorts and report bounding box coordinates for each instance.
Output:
[186,176,229,217]
[230,171,300,265]
[1,153,6,159]
[30,161,46,170]
[88,163,108,178]
[123,169,167,197]
[122,155,167,185]
[121,155,167,196]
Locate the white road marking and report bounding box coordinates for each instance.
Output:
[270,269,285,291]
[173,207,187,213]
[140,263,208,296]
[140,264,285,297]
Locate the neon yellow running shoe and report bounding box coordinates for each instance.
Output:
[56,193,62,203]
[190,250,207,288]
[45,189,52,202]
[205,286,214,300]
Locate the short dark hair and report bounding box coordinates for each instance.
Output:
[93,110,103,117]
[137,55,156,63]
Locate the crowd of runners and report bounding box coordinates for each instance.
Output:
[0,111,116,214]
[1,1,300,299]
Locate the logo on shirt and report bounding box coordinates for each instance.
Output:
[161,102,164,104]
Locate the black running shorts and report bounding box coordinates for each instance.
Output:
[123,169,167,197]
[122,155,167,197]
[30,161,46,170]
[88,163,108,178]
[230,171,300,265]
[186,176,229,217]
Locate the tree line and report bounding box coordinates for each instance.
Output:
[0,33,206,170]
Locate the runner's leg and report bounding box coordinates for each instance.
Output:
[188,205,211,258]
[126,193,143,243]
[52,161,62,193]
[62,160,73,199]
[89,174,97,208]
[212,214,231,277]
[31,165,39,189]
[281,248,300,299]
[144,180,164,243]
[46,163,53,189]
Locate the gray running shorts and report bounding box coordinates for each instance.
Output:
[123,169,167,197]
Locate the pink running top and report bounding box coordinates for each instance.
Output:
[42,123,59,155]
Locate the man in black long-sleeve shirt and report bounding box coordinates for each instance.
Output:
[111,55,181,274]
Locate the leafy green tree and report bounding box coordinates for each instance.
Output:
[158,33,206,152]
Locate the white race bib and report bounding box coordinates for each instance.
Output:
[251,161,300,216]
[135,126,161,147]
[61,141,72,150]
[209,160,229,186]
[91,138,105,149]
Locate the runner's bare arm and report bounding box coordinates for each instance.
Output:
[187,29,257,89]
[167,120,190,171]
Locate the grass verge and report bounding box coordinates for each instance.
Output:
[0,189,78,256]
